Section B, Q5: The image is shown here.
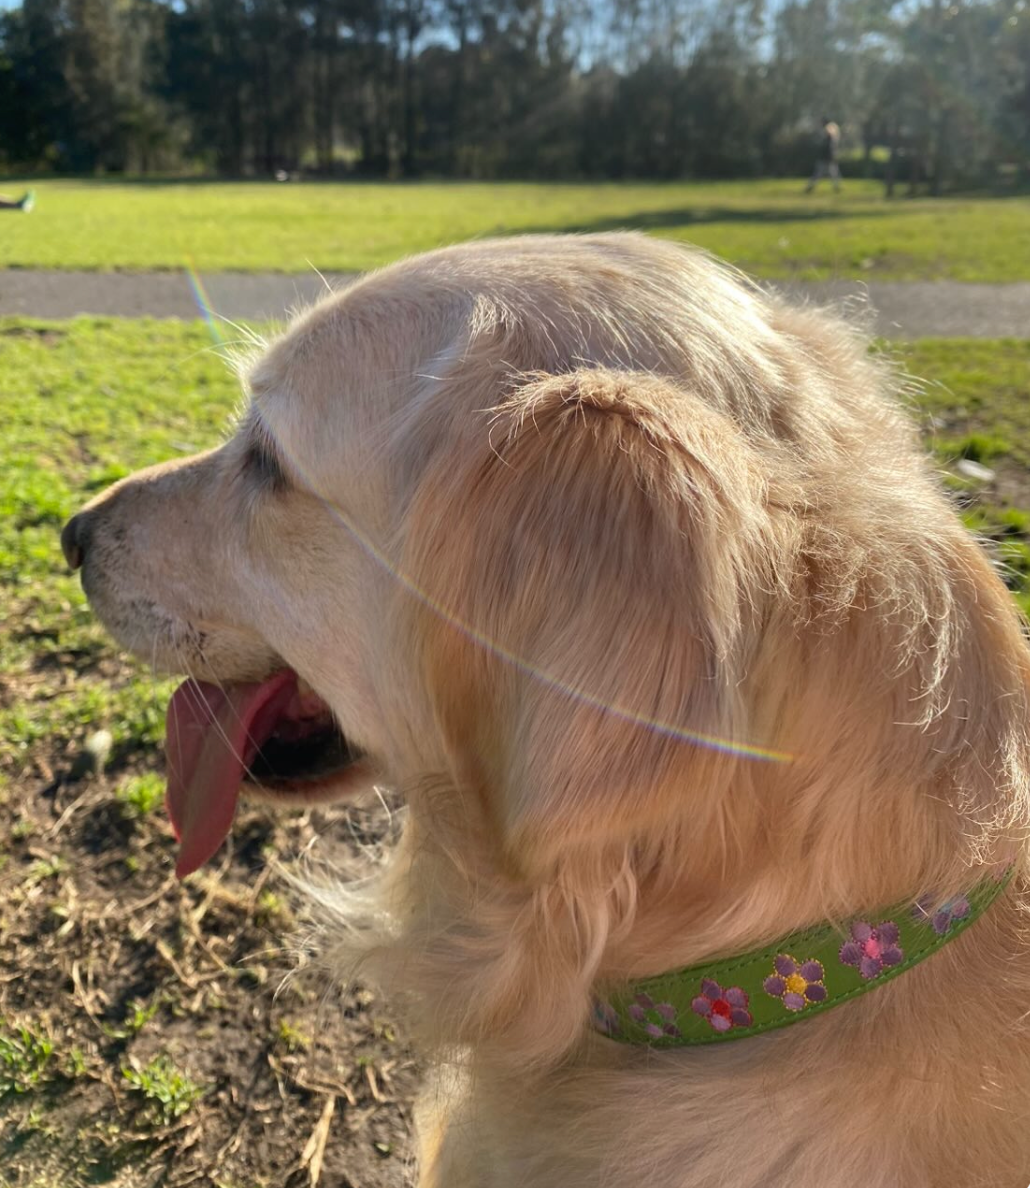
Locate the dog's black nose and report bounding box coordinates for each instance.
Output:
[60,513,88,570]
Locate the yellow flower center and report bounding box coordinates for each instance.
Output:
[785,973,808,996]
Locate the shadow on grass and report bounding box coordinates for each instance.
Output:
[512,203,902,237]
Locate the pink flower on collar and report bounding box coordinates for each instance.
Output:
[839,921,903,979]
[691,979,752,1033]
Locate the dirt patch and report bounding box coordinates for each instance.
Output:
[0,694,416,1188]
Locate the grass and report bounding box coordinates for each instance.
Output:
[0,1023,53,1097]
[898,339,1030,468]
[121,1054,206,1124]
[0,318,246,781]
[115,772,165,817]
[0,177,1028,279]
[0,317,1026,1184]
[896,338,1030,616]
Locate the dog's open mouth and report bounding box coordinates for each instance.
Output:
[165,669,368,878]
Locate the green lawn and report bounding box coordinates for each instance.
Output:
[0,320,235,782]
[902,339,1030,469]
[1,178,1029,279]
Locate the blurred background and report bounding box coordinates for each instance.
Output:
[0,0,1028,189]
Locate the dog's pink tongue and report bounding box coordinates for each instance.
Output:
[165,672,296,878]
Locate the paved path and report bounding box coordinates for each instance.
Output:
[776,280,1029,338]
[1,270,1028,337]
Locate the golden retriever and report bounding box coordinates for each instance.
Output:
[62,233,1030,1187]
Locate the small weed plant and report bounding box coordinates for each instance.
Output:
[117,772,165,817]
[122,1054,206,1125]
[0,1020,54,1096]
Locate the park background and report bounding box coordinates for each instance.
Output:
[2,2,1030,1187]
[0,0,1029,187]
[0,0,1030,186]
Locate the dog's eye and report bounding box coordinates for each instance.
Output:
[242,434,290,493]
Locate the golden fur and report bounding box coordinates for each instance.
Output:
[68,234,1030,1186]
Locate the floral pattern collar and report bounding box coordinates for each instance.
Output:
[593,868,1015,1047]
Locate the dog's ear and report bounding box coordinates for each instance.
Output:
[401,368,783,879]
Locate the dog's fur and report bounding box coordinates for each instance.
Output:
[68,234,1030,1186]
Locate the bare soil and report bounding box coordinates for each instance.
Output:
[0,680,415,1188]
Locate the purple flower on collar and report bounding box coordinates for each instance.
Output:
[691,979,752,1033]
[627,993,681,1039]
[763,955,828,1011]
[913,895,971,936]
[839,921,903,979]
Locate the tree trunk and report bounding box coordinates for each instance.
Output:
[402,7,419,176]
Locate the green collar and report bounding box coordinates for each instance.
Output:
[593,869,1014,1047]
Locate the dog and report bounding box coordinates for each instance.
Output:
[62,233,1030,1186]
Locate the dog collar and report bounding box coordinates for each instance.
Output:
[593,868,1015,1047]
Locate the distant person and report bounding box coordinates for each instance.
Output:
[805,119,841,193]
[0,190,35,212]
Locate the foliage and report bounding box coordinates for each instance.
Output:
[121,1054,206,1124]
[0,0,1027,183]
[0,1022,54,1096]
[116,772,166,816]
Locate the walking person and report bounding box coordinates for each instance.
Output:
[805,119,841,193]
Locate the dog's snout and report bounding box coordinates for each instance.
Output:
[60,512,90,570]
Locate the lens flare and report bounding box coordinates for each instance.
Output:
[184,256,225,345]
[186,266,794,766]
[259,407,795,765]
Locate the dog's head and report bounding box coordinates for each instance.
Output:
[63,234,1030,1054]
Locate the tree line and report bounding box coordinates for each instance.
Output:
[0,0,1027,186]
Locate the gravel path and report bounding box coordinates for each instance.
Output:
[1,270,1028,337]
